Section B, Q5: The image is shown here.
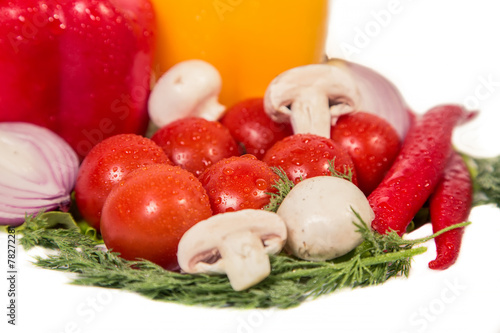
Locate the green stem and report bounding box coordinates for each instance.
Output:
[357,246,427,265]
[402,221,471,245]
[278,247,427,279]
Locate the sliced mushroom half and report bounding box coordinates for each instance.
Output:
[264,60,412,140]
[177,209,287,291]
[264,64,360,138]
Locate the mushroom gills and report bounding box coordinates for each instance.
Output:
[188,248,224,274]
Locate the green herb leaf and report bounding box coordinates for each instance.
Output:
[19,212,102,250]
[17,210,468,309]
[465,155,500,208]
[327,158,354,183]
[264,167,295,213]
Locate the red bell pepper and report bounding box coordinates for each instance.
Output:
[0,0,156,158]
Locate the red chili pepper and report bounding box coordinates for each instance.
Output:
[369,104,475,236]
[428,151,472,270]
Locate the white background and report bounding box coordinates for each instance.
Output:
[2,1,500,332]
[327,0,500,158]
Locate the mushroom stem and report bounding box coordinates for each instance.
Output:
[195,96,225,121]
[290,89,331,138]
[218,230,271,291]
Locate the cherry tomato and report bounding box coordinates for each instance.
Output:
[151,117,240,177]
[262,133,357,185]
[100,164,213,271]
[330,111,401,195]
[199,154,279,214]
[220,98,293,159]
[75,134,171,231]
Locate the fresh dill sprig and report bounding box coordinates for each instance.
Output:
[327,158,354,183]
[465,155,500,208]
[264,166,295,213]
[17,211,469,309]
[19,211,94,251]
[19,211,101,251]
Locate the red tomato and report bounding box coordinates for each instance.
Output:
[151,117,240,177]
[220,98,293,159]
[100,164,213,271]
[199,154,279,214]
[75,134,171,230]
[262,133,358,185]
[330,111,401,195]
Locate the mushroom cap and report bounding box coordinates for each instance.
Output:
[263,64,360,125]
[277,176,374,261]
[148,59,225,128]
[177,209,287,275]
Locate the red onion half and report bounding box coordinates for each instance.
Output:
[0,122,79,226]
[326,58,412,139]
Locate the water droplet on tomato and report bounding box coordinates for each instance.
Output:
[223,167,234,175]
[241,154,257,160]
[255,179,267,190]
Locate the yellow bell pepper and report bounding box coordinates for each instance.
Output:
[150,0,330,107]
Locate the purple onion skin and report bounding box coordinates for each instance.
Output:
[327,58,412,140]
[0,122,79,226]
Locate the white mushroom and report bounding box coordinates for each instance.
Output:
[263,64,360,138]
[276,176,374,261]
[177,209,287,291]
[148,59,226,128]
